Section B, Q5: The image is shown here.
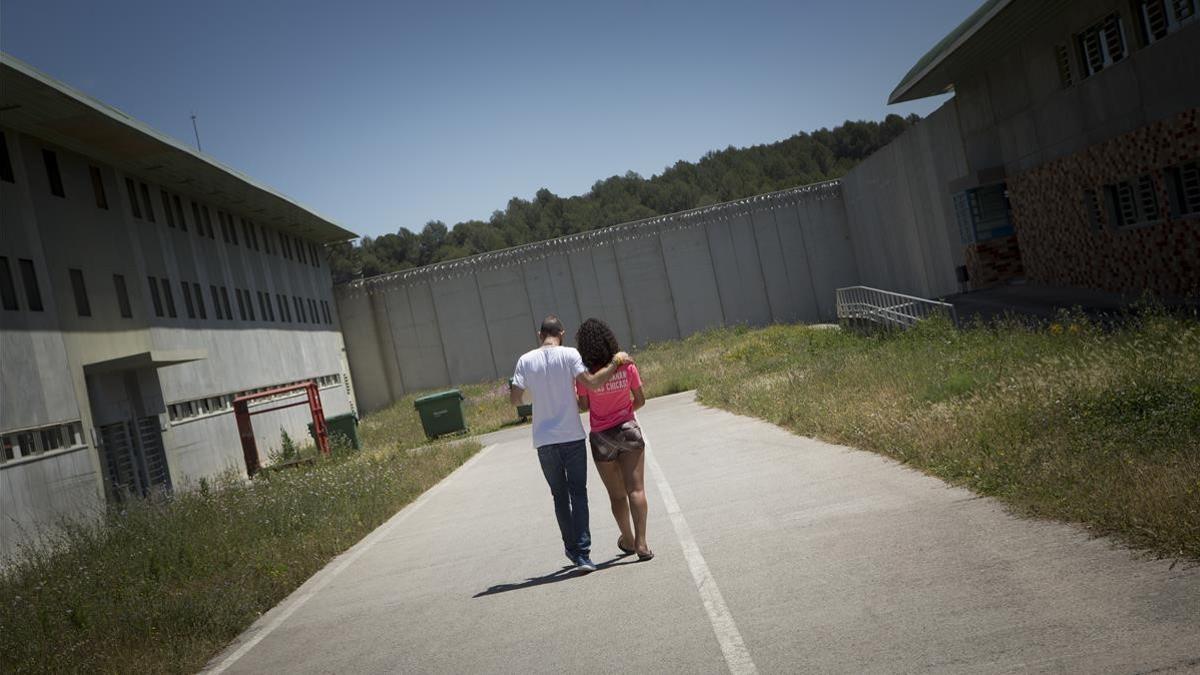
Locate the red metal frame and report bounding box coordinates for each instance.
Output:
[233,381,329,477]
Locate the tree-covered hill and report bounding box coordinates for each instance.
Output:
[329,114,918,283]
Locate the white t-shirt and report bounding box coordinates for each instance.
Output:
[512,345,587,448]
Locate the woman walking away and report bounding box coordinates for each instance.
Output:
[575,318,653,561]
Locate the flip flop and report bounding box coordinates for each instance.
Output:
[637,550,655,561]
[617,536,636,555]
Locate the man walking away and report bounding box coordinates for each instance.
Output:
[510,315,630,572]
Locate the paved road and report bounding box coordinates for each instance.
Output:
[205,392,1200,674]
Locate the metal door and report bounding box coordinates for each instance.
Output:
[98,415,171,500]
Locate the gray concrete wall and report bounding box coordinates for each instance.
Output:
[336,182,852,412]
[0,125,354,557]
[954,2,1200,178]
[165,383,351,486]
[842,101,969,299]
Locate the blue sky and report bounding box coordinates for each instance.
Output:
[2,0,977,238]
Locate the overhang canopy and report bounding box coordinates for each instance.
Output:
[888,0,1072,104]
[0,53,356,243]
[83,349,207,375]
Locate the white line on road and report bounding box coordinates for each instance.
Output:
[203,443,500,674]
[645,443,758,675]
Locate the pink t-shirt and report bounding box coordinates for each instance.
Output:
[575,363,642,433]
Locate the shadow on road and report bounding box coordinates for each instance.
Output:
[473,554,640,598]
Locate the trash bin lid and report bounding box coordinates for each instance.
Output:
[414,389,464,406]
[325,412,359,423]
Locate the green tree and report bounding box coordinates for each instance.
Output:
[327,115,921,283]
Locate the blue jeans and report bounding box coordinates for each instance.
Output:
[537,439,590,559]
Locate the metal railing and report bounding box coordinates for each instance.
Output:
[835,286,958,330]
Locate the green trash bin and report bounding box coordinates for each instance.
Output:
[414,389,467,438]
[308,413,361,450]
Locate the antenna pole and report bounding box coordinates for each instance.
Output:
[191,113,202,152]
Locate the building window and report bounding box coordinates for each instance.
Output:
[161,278,177,318]
[181,281,196,318]
[294,296,305,323]
[235,287,247,320]
[90,166,109,209]
[276,294,288,322]
[0,421,85,464]
[322,300,332,324]
[148,276,164,317]
[229,215,240,246]
[257,291,269,321]
[192,201,203,235]
[39,426,64,452]
[140,183,156,223]
[1105,174,1161,227]
[18,258,44,311]
[114,274,132,318]
[246,289,257,320]
[1077,14,1126,77]
[220,286,232,320]
[173,194,187,232]
[262,226,273,255]
[68,268,91,317]
[161,190,176,228]
[217,211,230,243]
[42,149,65,198]
[953,184,1014,243]
[1167,160,1200,217]
[193,282,207,319]
[1138,0,1197,43]
[1082,189,1104,230]
[126,178,142,219]
[309,298,318,324]
[0,133,14,183]
[0,257,18,310]
[210,285,223,320]
[1054,44,1074,88]
[201,205,215,239]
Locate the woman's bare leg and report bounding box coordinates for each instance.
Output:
[618,448,649,555]
[595,459,635,550]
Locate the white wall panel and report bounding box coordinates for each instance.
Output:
[614,235,679,347]
[477,266,537,379]
[430,274,497,384]
[660,226,725,334]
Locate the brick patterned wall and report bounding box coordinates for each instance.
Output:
[965,235,1024,289]
[1006,108,1200,297]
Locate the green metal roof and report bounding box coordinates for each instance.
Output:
[888,0,1012,104]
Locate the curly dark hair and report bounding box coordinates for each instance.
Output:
[576,318,620,372]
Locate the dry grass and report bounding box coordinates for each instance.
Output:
[0,380,530,674]
[634,310,1200,561]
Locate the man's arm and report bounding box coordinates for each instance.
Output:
[575,351,632,391]
[509,385,526,407]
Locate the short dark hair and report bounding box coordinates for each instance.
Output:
[539,314,565,338]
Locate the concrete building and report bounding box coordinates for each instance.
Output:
[0,54,357,555]
[889,0,1200,295]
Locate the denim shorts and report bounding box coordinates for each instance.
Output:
[588,420,645,462]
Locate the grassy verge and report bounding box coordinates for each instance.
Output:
[0,380,521,674]
[632,311,1199,560]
